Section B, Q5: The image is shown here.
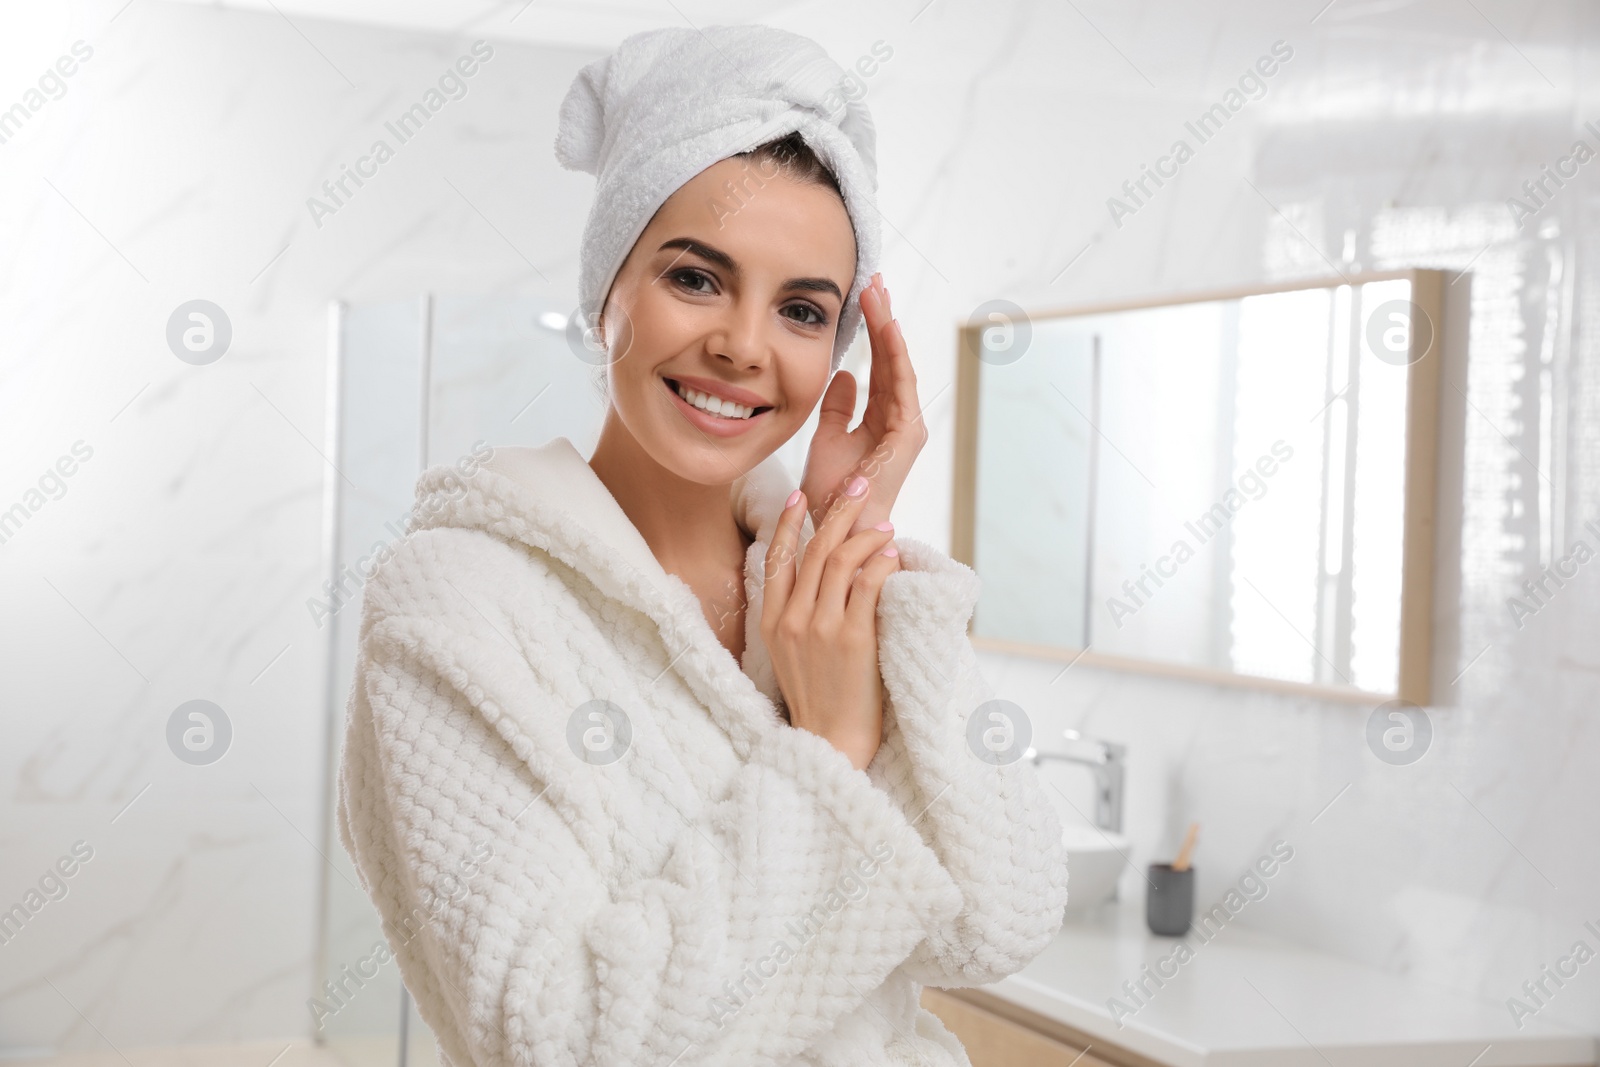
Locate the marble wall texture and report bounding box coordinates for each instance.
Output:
[1,0,1595,1054]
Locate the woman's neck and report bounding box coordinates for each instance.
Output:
[587,413,751,578]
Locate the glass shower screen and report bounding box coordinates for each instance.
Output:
[316,292,607,1066]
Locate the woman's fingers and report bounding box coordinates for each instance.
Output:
[761,489,806,624]
[761,470,894,772]
[792,474,871,611]
[844,538,902,631]
[861,274,920,437]
[861,279,892,420]
[814,522,896,626]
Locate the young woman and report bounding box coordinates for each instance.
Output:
[337,25,1069,1067]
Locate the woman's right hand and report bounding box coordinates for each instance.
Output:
[762,475,901,771]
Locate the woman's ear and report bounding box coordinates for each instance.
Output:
[597,286,621,353]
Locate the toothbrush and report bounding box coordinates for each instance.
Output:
[1171,822,1200,871]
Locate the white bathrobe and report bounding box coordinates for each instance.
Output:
[336,436,1070,1067]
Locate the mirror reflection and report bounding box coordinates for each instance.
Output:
[963,273,1441,701]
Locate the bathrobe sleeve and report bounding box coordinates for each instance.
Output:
[865,535,1072,987]
[336,532,966,1067]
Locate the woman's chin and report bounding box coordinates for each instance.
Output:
[647,421,782,484]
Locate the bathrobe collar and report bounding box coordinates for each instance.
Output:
[406,436,807,756]
[470,436,797,590]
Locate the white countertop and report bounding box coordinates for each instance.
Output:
[987,898,1597,1067]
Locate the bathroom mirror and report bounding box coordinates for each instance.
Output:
[952,270,1444,704]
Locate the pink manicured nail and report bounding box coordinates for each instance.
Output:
[873,521,894,532]
[881,545,898,558]
[785,489,802,509]
[845,475,868,497]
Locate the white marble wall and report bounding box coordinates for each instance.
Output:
[1,0,1595,1054]
[0,3,603,1053]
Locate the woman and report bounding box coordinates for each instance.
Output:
[337,24,1069,1067]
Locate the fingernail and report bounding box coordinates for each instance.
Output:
[785,489,802,509]
[873,521,893,532]
[880,545,898,558]
[845,475,868,497]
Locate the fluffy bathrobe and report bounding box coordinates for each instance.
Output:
[336,436,1070,1067]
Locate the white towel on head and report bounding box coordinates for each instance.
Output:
[555,24,881,373]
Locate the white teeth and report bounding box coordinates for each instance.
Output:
[673,380,757,419]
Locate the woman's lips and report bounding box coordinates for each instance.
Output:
[663,377,772,438]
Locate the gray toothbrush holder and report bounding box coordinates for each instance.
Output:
[1146,863,1195,937]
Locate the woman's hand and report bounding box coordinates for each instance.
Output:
[800,272,928,538]
[762,474,901,771]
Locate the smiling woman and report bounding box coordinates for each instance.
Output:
[586,138,859,669]
[336,22,1069,1067]
[587,135,854,472]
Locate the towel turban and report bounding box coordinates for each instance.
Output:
[554,24,881,373]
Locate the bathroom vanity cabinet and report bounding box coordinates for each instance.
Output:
[922,987,1155,1067]
[921,903,1599,1067]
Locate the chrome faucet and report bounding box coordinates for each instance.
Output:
[1024,728,1126,834]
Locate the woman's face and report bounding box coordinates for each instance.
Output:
[597,153,857,484]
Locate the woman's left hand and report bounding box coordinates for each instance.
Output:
[800,272,928,538]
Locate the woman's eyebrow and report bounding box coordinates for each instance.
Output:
[657,237,843,302]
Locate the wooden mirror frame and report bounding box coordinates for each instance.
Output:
[951,269,1444,706]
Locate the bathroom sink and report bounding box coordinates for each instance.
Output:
[1061,825,1131,913]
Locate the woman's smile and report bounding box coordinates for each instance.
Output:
[662,374,776,437]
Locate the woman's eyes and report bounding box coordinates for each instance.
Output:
[784,303,828,328]
[671,267,716,294]
[669,268,829,329]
